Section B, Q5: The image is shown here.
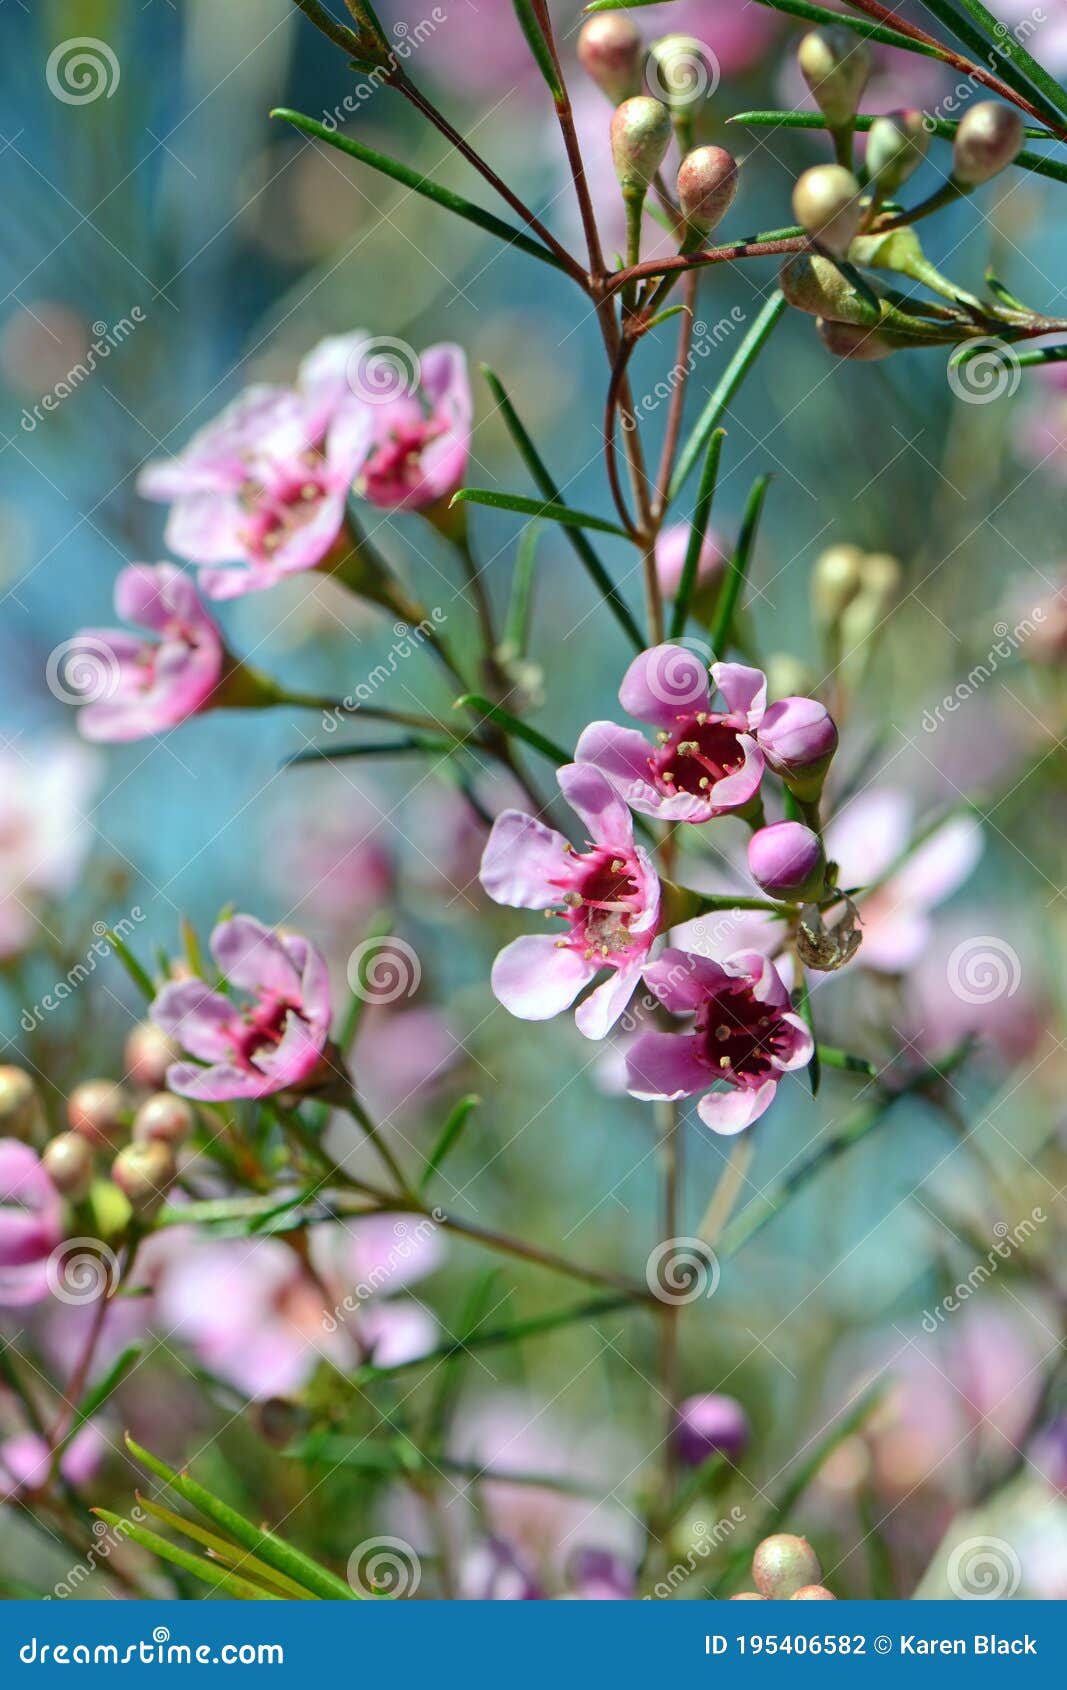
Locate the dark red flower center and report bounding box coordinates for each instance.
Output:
[546,846,643,962]
[697,981,790,1088]
[648,713,745,798]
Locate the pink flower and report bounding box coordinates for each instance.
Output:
[626,948,813,1133]
[355,344,471,511]
[824,791,982,973]
[138,333,373,599]
[0,1424,105,1499]
[575,646,769,822]
[71,564,224,742]
[0,740,98,960]
[0,1141,64,1307]
[151,915,333,1101]
[655,523,726,607]
[674,1393,750,1467]
[480,762,660,1039]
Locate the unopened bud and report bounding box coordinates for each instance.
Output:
[747,822,826,902]
[68,1080,131,1147]
[952,102,1025,186]
[0,1068,44,1140]
[792,1584,837,1599]
[42,1132,95,1202]
[674,1393,750,1467]
[758,698,839,801]
[730,1592,766,1600]
[611,96,673,193]
[816,318,896,361]
[133,1093,195,1147]
[577,14,643,105]
[752,1533,822,1600]
[111,1142,176,1217]
[812,544,865,625]
[124,1021,180,1092]
[677,146,739,235]
[780,253,878,326]
[860,551,902,612]
[765,651,817,700]
[866,109,929,192]
[798,26,870,129]
[646,34,716,113]
[793,164,864,257]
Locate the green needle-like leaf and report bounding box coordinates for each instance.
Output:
[710,474,771,654]
[135,1497,315,1599]
[512,0,564,100]
[669,428,724,639]
[671,293,787,500]
[90,1510,282,1601]
[502,524,541,660]
[451,488,631,537]
[56,1344,143,1454]
[918,0,1067,128]
[453,694,572,766]
[420,1095,481,1192]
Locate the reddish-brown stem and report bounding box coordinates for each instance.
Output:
[653,272,698,519]
[610,234,808,292]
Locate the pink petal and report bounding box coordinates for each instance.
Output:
[712,661,767,727]
[151,980,238,1062]
[705,733,765,811]
[626,1030,709,1099]
[619,645,711,727]
[574,721,663,813]
[725,949,790,1009]
[211,915,303,1000]
[574,961,643,1041]
[490,936,595,1020]
[480,813,572,909]
[557,762,635,854]
[697,1080,779,1135]
[643,946,729,1015]
[890,816,983,912]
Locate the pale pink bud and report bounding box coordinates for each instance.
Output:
[798,26,870,128]
[124,1022,180,1092]
[111,1141,176,1217]
[0,1068,43,1141]
[677,146,739,235]
[577,14,643,105]
[866,109,929,192]
[42,1133,95,1202]
[758,697,838,799]
[67,1080,131,1147]
[752,1533,822,1599]
[611,96,673,192]
[792,1584,837,1599]
[133,1093,195,1147]
[747,822,826,901]
[816,318,896,361]
[675,1393,750,1466]
[952,102,1025,186]
[792,164,863,257]
[730,1592,766,1600]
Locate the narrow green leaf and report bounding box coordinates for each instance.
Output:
[817,1046,880,1079]
[135,1497,316,1599]
[793,974,821,1098]
[710,474,771,654]
[511,0,564,100]
[57,1344,143,1453]
[271,109,568,272]
[917,0,1067,128]
[420,1095,480,1192]
[481,366,644,650]
[90,1510,280,1601]
[123,1436,357,1600]
[105,930,155,1002]
[671,293,787,499]
[284,735,459,767]
[668,428,724,639]
[729,109,1067,185]
[453,694,572,766]
[501,525,541,660]
[451,488,631,538]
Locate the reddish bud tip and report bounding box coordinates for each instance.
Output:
[133,1093,195,1147]
[68,1080,132,1147]
[42,1132,95,1202]
[577,14,643,106]
[952,102,1025,186]
[124,1022,180,1092]
[792,1584,838,1599]
[111,1141,176,1216]
[677,145,739,234]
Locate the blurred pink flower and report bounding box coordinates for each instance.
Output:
[825,790,983,973]
[655,522,726,605]
[71,564,224,742]
[0,1423,105,1499]
[480,761,660,1039]
[988,1,1067,72]
[0,1141,64,1307]
[151,915,333,1101]
[351,1006,461,1121]
[269,779,395,930]
[627,948,813,1133]
[138,333,372,599]
[355,345,471,511]
[0,740,98,959]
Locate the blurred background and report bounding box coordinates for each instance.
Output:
[1,0,1066,1600]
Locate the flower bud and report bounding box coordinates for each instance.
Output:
[797,26,870,129]
[730,1592,766,1600]
[124,1021,179,1092]
[859,550,902,612]
[816,318,896,361]
[646,34,715,113]
[677,146,739,235]
[765,652,817,701]
[752,1533,822,1599]
[792,1584,837,1599]
[674,1394,750,1467]
[780,254,878,326]
[747,822,826,902]
[865,109,929,193]
[0,1067,44,1141]
[792,165,864,258]
[67,1080,131,1147]
[42,1132,95,1202]
[758,697,839,801]
[812,544,864,626]
[111,1141,176,1217]
[133,1092,195,1147]
[611,96,673,193]
[577,14,644,105]
[952,102,1025,186]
